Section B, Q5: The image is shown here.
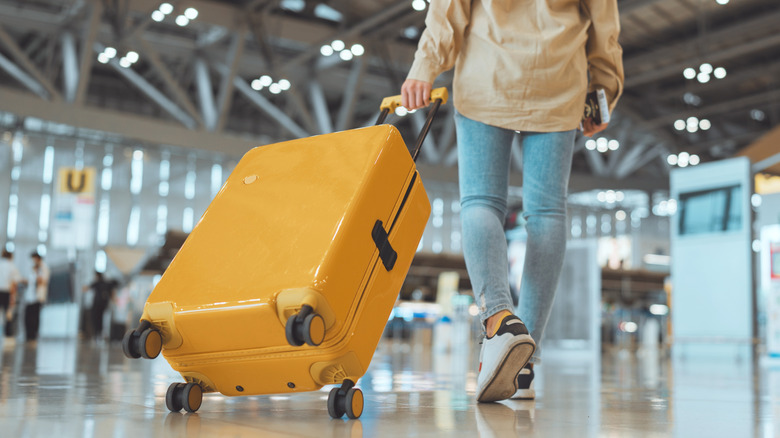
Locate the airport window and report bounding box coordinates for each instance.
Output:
[678,185,742,235]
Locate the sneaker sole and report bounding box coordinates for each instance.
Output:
[511,388,535,400]
[477,337,535,403]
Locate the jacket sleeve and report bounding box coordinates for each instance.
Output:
[407,0,473,83]
[582,0,624,114]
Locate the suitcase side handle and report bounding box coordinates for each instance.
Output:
[378,87,449,114]
[376,87,449,163]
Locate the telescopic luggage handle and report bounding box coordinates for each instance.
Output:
[376,87,449,162]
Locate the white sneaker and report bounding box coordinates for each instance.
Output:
[476,315,535,403]
[511,365,535,399]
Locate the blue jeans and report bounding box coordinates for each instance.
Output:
[455,112,575,361]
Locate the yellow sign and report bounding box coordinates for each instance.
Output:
[58,167,96,194]
[756,173,780,195]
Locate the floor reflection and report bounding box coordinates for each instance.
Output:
[1,335,779,437]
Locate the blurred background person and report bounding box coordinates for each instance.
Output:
[1,249,22,343]
[24,251,50,343]
[83,271,117,342]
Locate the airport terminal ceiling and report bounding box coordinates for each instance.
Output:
[0,0,778,192]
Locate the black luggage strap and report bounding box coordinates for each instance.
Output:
[372,220,397,271]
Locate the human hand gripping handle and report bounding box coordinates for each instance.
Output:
[401,79,433,110]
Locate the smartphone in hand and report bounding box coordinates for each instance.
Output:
[581,89,610,128]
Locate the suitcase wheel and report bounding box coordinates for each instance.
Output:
[122,321,162,360]
[285,305,325,347]
[166,382,203,413]
[327,379,363,420]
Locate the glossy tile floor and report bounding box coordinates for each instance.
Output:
[1,333,779,437]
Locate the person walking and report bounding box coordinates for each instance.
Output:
[402,0,623,402]
[83,271,117,341]
[1,249,22,342]
[25,251,50,342]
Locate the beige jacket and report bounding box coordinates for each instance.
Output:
[408,0,624,132]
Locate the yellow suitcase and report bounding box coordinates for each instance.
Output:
[122,89,448,419]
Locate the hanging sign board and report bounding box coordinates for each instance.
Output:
[52,167,96,249]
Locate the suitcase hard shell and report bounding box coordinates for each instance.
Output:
[123,89,448,418]
[130,126,428,399]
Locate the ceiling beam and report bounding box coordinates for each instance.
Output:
[624,9,780,73]
[280,0,411,73]
[0,85,259,156]
[618,0,665,15]
[95,43,197,129]
[0,51,50,98]
[0,22,61,100]
[133,36,204,126]
[646,88,780,128]
[61,31,79,102]
[216,26,247,132]
[335,57,367,132]
[74,1,101,105]
[227,69,310,139]
[626,32,780,88]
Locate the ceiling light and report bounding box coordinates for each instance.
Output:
[269,83,282,94]
[699,63,713,74]
[184,7,198,19]
[697,72,710,83]
[616,191,625,202]
[596,137,608,148]
[683,92,701,106]
[616,210,627,221]
[97,53,109,64]
[597,191,606,202]
[412,0,427,11]
[159,3,174,14]
[714,67,727,79]
[716,0,729,4]
[119,57,132,68]
[151,10,165,22]
[125,51,139,64]
[259,75,273,87]
[608,139,619,151]
[320,45,334,56]
[667,155,678,166]
[278,79,291,91]
[751,109,766,121]
[689,154,700,165]
[596,142,608,153]
[605,190,616,203]
[686,116,698,126]
[674,120,686,131]
[251,79,263,90]
[339,50,353,61]
[331,40,345,51]
[585,139,596,150]
[175,15,189,26]
[649,304,669,315]
[104,47,117,59]
[686,124,698,133]
[699,119,711,130]
[678,152,690,162]
[683,68,696,80]
[350,44,365,57]
[404,27,420,39]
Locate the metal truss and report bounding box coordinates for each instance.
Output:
[0,0,775,191]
